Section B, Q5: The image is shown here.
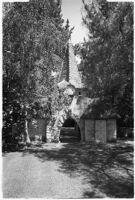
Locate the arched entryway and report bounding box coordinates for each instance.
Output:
[60,117,81,143]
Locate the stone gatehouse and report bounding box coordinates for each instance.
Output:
[28,42,117,143]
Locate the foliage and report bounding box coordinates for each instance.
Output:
[78,0,133,128]
[3,0,73,143]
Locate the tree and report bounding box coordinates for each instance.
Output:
[3,0,73,145]
[79,0,133,128]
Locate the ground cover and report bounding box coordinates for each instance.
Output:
[3,140,134,198]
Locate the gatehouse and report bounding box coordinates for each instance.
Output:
[28,42,117,143]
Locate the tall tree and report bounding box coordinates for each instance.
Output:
[3,0,72,144]
[79,0,133,127]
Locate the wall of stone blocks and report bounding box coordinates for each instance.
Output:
[85,120,95,142]
[106,120,117,142]
[80,119,117,143]
[95,120,107,143]
[27,118,117,143]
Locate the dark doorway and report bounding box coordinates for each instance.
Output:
[60,118,81,143]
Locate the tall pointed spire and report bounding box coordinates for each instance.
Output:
[58,40,84,89]
[68,42,84,88]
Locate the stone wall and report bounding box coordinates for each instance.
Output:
[85,120,95,142]
[27,118,116,143]
[106,119,117,142]
[79,119,117,143]
[95,120,107,143]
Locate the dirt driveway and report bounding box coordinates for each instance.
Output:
[3,141,134,198]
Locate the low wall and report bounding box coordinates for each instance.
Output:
[27,117,116,143]
[79,119,117,143]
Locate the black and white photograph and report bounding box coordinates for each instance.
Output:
[2,0,134,198]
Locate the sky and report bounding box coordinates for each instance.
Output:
[61,0,88,45]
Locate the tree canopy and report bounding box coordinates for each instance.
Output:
[3,0,73,142]
[76,0,133,127]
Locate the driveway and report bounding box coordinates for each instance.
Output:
[3,141,134,198]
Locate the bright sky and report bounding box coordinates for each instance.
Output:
[61,0,88,45]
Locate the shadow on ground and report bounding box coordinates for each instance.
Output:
[19,141,133,198]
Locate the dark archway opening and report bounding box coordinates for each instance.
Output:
[60,117,81,143]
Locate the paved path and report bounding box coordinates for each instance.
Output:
[3,142,133,198]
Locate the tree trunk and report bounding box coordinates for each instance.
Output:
[24,110,31,144]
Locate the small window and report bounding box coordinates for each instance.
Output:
[78,91,81,95]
